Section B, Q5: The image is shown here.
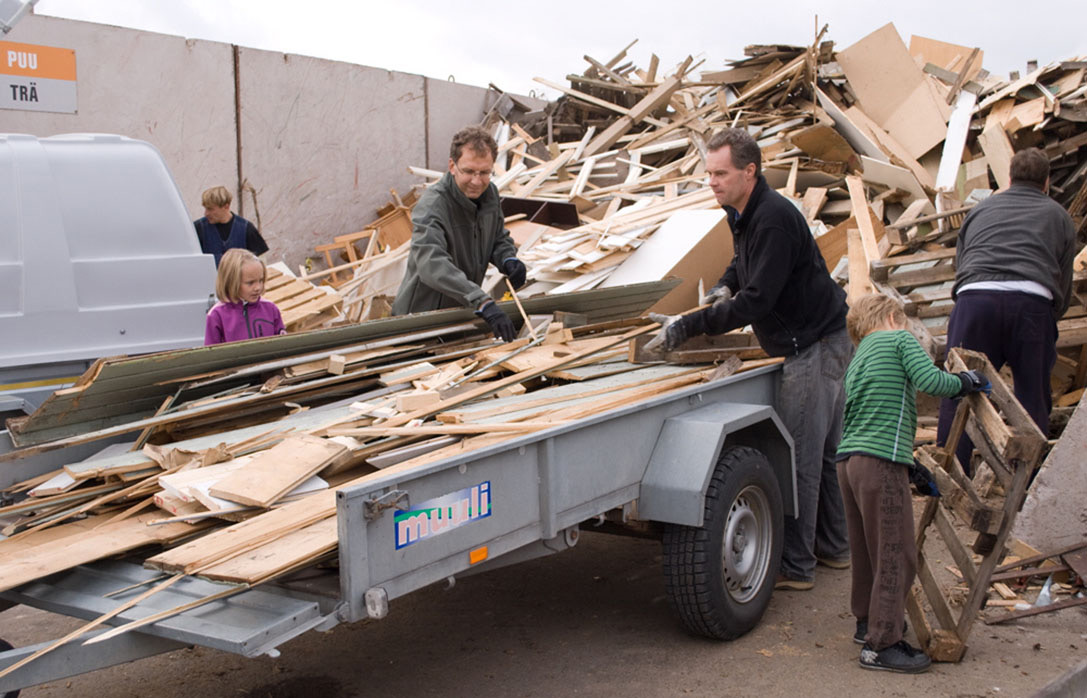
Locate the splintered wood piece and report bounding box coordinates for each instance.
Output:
[196,516,339,584]
[146,490,338,574]
[0,513,211,593]
[209,434,348,508]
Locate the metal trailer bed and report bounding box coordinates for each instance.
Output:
[0,363,794,695]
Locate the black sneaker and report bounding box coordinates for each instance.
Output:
[859,641,931,674]
[853,619,909,645]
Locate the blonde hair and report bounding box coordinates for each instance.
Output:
[846,294,906,344]
[202,185,232,209]
[216,248,265,303]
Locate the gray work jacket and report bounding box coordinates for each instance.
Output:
[392,172,517,315]
[953,184,1076,321]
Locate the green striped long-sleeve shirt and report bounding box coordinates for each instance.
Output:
[837,330,963,465]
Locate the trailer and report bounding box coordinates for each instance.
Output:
[0,361,792,695]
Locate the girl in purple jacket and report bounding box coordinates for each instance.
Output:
[204,249,286,345]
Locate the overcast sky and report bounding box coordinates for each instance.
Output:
[30,0,1087,99]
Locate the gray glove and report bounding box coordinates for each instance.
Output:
[643,312,690,354]
[700,284,733,306]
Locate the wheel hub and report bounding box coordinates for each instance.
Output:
[721,485,772,604]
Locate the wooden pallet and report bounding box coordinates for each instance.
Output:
[908,348,1048,662]
[265,266,343,332]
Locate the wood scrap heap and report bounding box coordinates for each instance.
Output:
[3,21,1087,665]
[0,285,777,636]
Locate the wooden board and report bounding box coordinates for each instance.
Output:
[0,513,211,593]
[837,23,950,160]
[977,123,1015,190]
[209,434,349,508]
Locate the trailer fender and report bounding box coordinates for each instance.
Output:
[638,402,796,527]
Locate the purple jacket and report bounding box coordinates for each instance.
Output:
[204,299,285,345]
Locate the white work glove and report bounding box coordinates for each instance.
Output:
[700,284,733,307]
[643,312,690,354]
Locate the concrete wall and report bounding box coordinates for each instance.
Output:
[0,15,237,218]
[1,14,508,268]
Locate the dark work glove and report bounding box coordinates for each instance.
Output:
[644,312,691,354]
[476,300,516,342]
[908,460,941,497]
[502,257,527,290]
[956,370,991,398]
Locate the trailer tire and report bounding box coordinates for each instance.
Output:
[0,638,19,697]
[662,445,783,640]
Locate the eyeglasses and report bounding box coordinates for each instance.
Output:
[453,162,493,180]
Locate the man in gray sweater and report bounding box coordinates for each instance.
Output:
[936,148,1076,473]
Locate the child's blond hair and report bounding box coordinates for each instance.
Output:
[216,248,265,303]
[846,294,907,345]
[202,185,232,209]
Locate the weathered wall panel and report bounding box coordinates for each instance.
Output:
[424,77,493,171]
[0,14,237,223]
[236,48,426,268]
[2,14,520,269]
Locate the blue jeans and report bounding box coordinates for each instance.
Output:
[777,327,852,581]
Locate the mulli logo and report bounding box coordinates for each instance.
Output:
[394,481,491,549]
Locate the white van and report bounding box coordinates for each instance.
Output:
[0,133,216,415]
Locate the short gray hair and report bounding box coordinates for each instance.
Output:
[707,128,762,176]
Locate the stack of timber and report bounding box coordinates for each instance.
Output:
[290,25,1086,327]
[0,283,773,607]
[393,26,1087,322]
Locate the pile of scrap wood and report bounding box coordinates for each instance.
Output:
[0,283,773,623]
[391,25,1087,327]
[296,24,1086,332]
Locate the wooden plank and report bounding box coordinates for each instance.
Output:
[582,73,684,158]
[845,176,882,263]
[977,122,1015,190]
[0,513,212,593]
[198,516,339,583]
[209,434,348,508]
[934,504,978,587]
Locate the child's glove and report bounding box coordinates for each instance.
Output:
[955,370,991,398]
[908,460,941,497]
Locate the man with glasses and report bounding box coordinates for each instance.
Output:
[393,126,526,342]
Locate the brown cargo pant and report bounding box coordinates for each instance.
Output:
[836,454,916,650]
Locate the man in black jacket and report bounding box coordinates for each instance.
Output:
[647,128,852,590]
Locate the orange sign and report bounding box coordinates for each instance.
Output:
[0,40,77,113]
[1,40,76,80]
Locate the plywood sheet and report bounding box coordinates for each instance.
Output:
[209,434,348,508]
[837,23,950,160]
[601,210,733,314]
[908,35,984,80]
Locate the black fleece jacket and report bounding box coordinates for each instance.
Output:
[682,175,847,357]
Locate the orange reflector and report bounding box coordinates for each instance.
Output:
[469,546,489,564]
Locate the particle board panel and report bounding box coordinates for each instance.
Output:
[209,434,347,509]
[837,23,950,160]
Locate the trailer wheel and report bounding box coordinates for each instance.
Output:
[0,638,19,698]
[662,445,783,640]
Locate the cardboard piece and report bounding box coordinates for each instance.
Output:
[837,23,951,160]
[601,210,733,314]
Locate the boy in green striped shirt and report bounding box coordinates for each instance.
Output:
[836,294,989,674]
